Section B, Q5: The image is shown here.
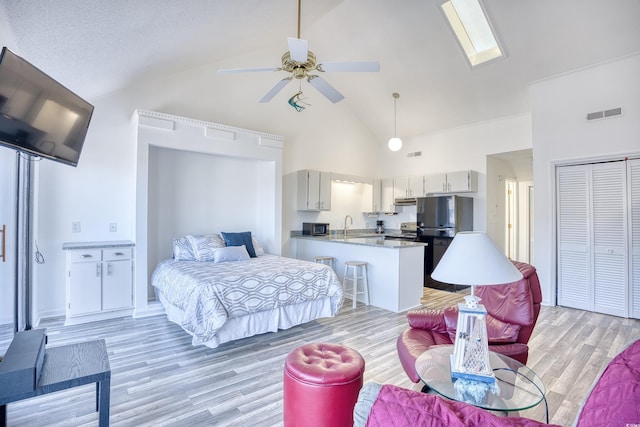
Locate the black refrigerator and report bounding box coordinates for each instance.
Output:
[416,195,473,289]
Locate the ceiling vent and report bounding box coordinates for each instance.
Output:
[586,107,622,121]
[407,151,422,158]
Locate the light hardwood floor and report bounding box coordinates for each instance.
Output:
[5,289,640,427]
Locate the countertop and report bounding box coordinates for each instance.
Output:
[292,233,427,249]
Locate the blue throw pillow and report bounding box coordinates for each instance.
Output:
[221,231,257,258]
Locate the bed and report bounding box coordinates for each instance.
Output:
[151,233,344,348]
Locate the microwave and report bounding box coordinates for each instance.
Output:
[302,222,330,236]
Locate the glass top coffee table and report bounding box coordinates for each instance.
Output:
[415,345,546,413]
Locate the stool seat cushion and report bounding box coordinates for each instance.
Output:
[285,342,365,384]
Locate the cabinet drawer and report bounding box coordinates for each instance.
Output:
[69,249,102,263]
[103,248,132,261]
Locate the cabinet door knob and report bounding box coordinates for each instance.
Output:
[96,264,101,277]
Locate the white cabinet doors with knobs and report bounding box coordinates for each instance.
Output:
[393,176,424,199]
[297,170,331,211]
[425,171,478,194]
[102,249,134,310]
[64,241,134,325]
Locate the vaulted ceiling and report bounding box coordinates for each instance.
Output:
[2,0,640,140]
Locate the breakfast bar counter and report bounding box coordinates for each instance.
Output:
[293,234,426,313]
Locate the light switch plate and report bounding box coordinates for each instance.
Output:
[72,222,81,233]
[109,222,117,232]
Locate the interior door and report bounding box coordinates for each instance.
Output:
[591,162,627,317]
[628,159,640,319]
[0,148,17,350]
[557,164,591,311]
[556,161,629,317]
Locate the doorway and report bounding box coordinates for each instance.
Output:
[486,149,533,263]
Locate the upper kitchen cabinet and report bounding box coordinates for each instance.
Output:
[393,176,425,199]
[361,179,382,213]
[381,178,396,212]
[297,169,331,211]
[425,170,478,194]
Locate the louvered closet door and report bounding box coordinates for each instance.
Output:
[557,165,591,310]
[591,162,627,317]
[557,162,629,317]
[630,159,640,318]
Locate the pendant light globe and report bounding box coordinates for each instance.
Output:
[388,137,402,151]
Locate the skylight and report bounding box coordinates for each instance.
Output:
[441,0,503,67]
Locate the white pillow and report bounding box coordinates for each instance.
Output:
[173,236,196,261]
[252,236,265,256]
[213,245,251,263]
[187,234,226,261]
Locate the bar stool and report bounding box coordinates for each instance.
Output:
[343,261,369,309]
[314,256,336,271]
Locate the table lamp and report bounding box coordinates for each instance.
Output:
[431,231,523,387]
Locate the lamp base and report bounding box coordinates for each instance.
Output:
[450,355,496,385]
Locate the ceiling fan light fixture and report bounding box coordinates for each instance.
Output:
[388,92,402,152]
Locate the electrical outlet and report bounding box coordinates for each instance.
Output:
[109,222,117,232]
[72,221,81,233]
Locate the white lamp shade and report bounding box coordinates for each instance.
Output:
[388,137,402,151]
[431,231,522,286]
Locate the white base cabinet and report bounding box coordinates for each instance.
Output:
[63,241,135,325]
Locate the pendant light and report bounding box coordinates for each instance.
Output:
[388,92,402,151]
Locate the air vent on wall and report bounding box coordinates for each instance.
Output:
[407,151,422,158]
[586,107,622,121]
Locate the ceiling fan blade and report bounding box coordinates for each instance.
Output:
[259,77,292,103]
[218,67,281,74]
[307,75,344,103]
[317,61,380,72]
[288,37,309,62]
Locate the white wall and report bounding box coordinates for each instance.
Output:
[376,114,533,233]
[148,147,268,295]
[0,0,19,328]
[531,52,640,306]
[28,52,380,319]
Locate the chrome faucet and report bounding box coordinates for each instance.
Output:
[344,215,353,237]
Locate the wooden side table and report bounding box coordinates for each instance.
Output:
[0,339,111,426]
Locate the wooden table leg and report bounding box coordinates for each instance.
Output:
[98,378,110,426]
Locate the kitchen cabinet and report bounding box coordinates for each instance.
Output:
[380,178,396,212]
[361,179,382,213]
[297,170,331,211]
[63,241,134,325]
[393,176,424,199]
[425,170,478,193]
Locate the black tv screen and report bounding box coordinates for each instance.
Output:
[0,47,94,167]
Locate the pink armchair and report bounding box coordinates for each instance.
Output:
[397,261,542,383]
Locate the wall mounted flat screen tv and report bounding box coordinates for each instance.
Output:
[0,47,94,167]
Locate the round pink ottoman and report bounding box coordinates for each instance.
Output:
[283,343,365,427]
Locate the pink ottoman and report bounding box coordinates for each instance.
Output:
[284,343,365,427]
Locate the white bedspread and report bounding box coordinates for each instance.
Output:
[151,254,343,344]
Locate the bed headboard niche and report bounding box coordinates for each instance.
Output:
[132,109,284,316]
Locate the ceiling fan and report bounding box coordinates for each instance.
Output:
[218,0,380,105]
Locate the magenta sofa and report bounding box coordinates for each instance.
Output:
[397,261,542,383]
